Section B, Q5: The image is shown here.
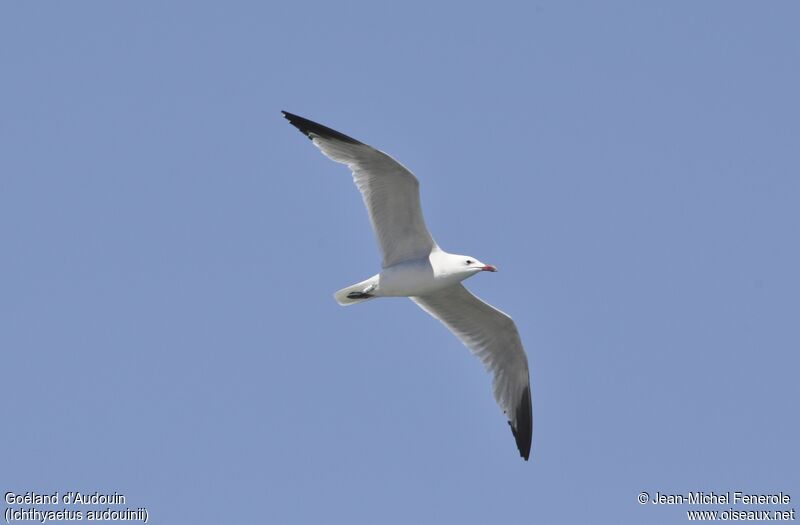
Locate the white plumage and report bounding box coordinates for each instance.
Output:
[283,111,533,460]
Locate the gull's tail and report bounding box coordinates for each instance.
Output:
[334,275,379,306]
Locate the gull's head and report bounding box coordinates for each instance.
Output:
[455,255,497,277]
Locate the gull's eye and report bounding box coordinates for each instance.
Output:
[466,259,473,265]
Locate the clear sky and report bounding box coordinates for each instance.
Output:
[2,1,798,523]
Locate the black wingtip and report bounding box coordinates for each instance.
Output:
[508,386,532,461]
[281,111,362,145]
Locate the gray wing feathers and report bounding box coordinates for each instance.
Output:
[282,112,436,267]
[325,143,436,267]
[411,284,532,459]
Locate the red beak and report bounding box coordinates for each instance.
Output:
[481,265,498,272]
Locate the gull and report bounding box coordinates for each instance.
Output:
[282,111,533,461]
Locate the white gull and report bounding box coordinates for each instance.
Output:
[283,111,533,460]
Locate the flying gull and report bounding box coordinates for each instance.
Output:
[282,111,533,460]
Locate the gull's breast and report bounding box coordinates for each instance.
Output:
[378,259,458,297]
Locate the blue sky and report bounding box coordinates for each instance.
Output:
[2,1,798,523]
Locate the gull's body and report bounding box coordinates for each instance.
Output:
[343,250,482,299]
[283,111,533,461]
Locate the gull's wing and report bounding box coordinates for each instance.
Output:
[411,284,532,460]
[282,111,437,267]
